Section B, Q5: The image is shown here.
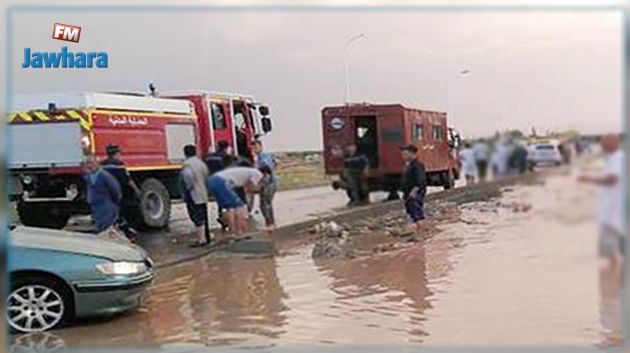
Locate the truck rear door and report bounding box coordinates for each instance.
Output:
[322,109,355,174]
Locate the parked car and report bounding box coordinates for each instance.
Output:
[7,225,154,333]
[527,140,563,167]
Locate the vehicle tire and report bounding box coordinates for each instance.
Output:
[7,275,73,333]
[138,178,171,229]
[17,202,70,229]
[443,169,455,190]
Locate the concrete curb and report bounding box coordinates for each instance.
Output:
[155,171,541,270]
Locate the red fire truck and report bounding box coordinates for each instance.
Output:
[8,91,272,229]
[322,103,460,199]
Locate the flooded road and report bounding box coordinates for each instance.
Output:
[12,166,622,350]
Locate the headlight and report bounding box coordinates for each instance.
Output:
[96,261,147,275]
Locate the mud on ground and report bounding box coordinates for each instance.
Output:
[305,178,534,261]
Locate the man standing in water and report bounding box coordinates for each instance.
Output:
[400,145,427,233]
[579,134,625,268]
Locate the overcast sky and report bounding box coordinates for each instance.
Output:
[10,9,623,151]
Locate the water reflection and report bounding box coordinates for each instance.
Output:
[41,255,288,347]
[313,244,431,344]
[10,332,66,353]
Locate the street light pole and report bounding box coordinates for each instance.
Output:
[344,33,365,104]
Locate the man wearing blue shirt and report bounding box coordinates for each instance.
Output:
[83,155,123,239]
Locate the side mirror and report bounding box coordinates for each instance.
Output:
[261,117,273,133]
[259,105,270,116]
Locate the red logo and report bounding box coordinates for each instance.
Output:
[52,23,81,43]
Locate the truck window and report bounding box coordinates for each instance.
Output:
[211,103,227,130]
[432,125,444,140]
[412,123,424,140]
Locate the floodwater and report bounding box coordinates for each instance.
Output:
[11,165,622,350]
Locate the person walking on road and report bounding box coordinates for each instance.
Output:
[493,138,512,178]
[253,140,278,230]
[100,144,141,240]
[473,138,490,182]
[459,142,477,186]
[83,155,125,241]
[179,145,211,247]
[206,166,266,237]
[579,134,625,268]
[343,144,370,205]
[510,141,529,175]
[400,144,427,234]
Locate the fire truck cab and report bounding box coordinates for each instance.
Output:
[322,103,460,198]
[8,91,272,230]
[163,91,272,161]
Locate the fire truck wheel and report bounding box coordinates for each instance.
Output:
[443,170,455,190]
[139,179,171,229]
[17,202,70,229]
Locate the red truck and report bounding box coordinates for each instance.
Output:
[8,91,272,229]
[322,103,460,199]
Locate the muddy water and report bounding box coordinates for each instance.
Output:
[12,167,621,349]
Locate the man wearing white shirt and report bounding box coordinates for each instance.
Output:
[207,166,269,237]
[579,134,625,267]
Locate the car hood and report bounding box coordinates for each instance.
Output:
[9,226,148,262]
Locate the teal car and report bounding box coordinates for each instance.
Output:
[7,226,154,333]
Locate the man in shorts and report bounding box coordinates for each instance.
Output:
[579,134,625,268]
[179,145,211,247]
[206,166,268,237]
[400,144,428,234]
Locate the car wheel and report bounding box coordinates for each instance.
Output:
[139,178,171,229]
[7,276,72,333]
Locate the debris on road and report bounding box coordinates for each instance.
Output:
[312,239,347,259]
[307,181,526,261]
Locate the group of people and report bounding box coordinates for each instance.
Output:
[458,137,530,185]
[334,142,429,234]
[179,140,277,247]
[82,140,277,247]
